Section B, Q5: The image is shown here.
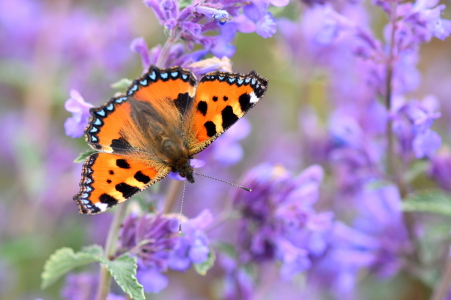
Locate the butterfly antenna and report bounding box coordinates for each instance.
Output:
[193,171,252,192]
[178,180,186,233]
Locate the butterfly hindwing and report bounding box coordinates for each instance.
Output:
[188,70,268,155]
[74,152,170,214]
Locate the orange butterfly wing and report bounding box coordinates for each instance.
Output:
[76,66,198,214]
[188,70,268,155]
[85,66,197,153]
[74,153,170,214]
[75,66,268,214]
[132,66,197,116]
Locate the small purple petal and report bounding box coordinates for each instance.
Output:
[256,12,277,39]
[64,89,93,138]
[130,37,151,71]
[137,268,168,293]
[413,129,441,158]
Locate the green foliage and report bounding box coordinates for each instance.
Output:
[74,150,97,163]
[103,255,145,300]
[41,245,144,299]
[194,248,216,276]
[41,245,103,289]
[402,189,451,216]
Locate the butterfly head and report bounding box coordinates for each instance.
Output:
[178,163,195,183]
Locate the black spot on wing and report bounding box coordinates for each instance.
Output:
[239,93,251,112]
[174,92,193,116]
[107,179,112,184]
[212,96,218,102]
[109,170,114,175]
[223,96,228,101]
[111,137,132,152]
[204,121,217,137]
[99,194,118,206]
[116,159,130,169]
[221,106,239,129]
[197,101,208,116]
[134,171,151,184]
[116,183,139,198]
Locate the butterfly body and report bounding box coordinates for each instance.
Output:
[74,66,268,214]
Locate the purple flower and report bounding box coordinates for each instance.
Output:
[233,164,333,279]
[188,56,232,78]
[130,38,151,70]
[220,254,254,300]
[168,209,213,270]
[309,185,411,296]
[118,214,178,293]
[62,273,125,300]
[64,90,93,138]
[136,267,169,294]
[118,211,213,293]
[62,273,97,300]
[392,96,441,159]
[194,6,231,25]
[404,0,451,42]
[141,0,289,67]
[118,214,179,269]
[256,12,277,38]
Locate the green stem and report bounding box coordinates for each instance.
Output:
[430,250,451,300]
[385,1,396,179]
[95,202,129,300]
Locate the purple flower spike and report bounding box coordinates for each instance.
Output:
[169,209,213,270]
[234,164,333,279]
[118,214,179,271]
[64,89,93,138]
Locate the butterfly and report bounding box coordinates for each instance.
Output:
[73,65,268,214]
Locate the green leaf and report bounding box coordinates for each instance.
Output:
[214,242,237,257]
[194,248,216,276]
[402,189,451,216]
[178,0,191,9]
[111,78,132,90]
[104,255,145,300]
[41,245,104,289]
[74,150,97,163]
[404,160,429,183]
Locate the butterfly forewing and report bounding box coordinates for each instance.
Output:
[86,97,139,153]
[188,70,268,155]
[131,66,197,117]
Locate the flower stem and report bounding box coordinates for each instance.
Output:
[385,1,397,180]
[95,202,129,300]
[155,29,181,68]
[163,180,184,213]
[430,249,451,300]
